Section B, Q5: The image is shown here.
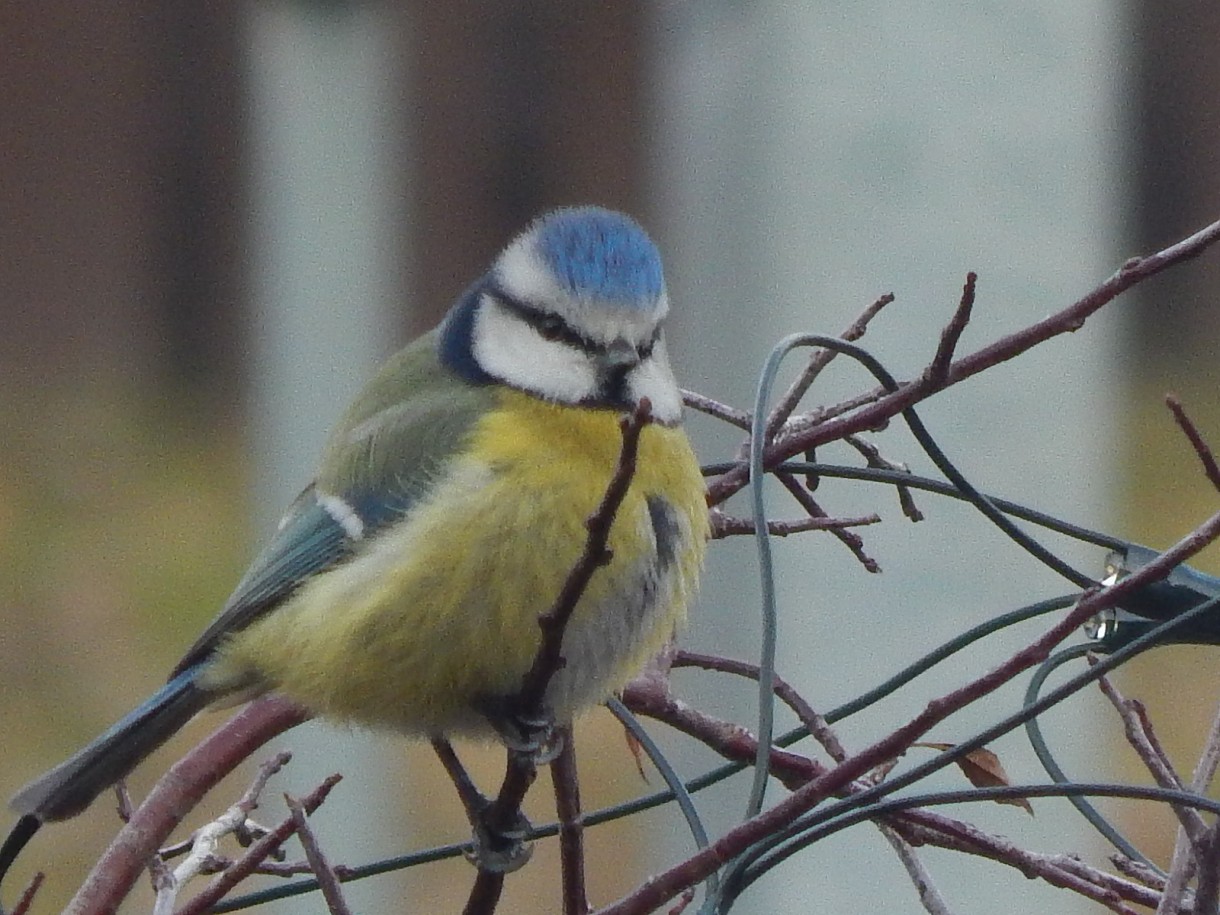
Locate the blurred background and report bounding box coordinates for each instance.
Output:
[2,1,1220,912]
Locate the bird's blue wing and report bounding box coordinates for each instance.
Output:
[169,334,496,679]
[170,485,363,676]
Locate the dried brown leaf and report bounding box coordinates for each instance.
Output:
[914,741,1033,816]
[624,728,650,783]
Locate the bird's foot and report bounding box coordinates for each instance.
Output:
[488,710,564,765]
[465,805,534,874]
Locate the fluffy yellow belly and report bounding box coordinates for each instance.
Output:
[208,391,708,737]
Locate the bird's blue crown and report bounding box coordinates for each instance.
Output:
[533,208,664,306]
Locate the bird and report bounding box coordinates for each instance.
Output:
[0,206,709,893]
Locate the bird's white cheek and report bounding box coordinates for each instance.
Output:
[473,299,598,402]
[628,353,683,424]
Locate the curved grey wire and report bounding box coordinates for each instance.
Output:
[606,697,718,903]
[1023,643,1157,869]
[744,333,825,820]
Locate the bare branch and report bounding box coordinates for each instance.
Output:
[518,398,652,710]
[286,792,352,915]
[672,650,846,763]
[621,673,826,792]
[682,389,751,430]
[9,871,43,915]
[766,291,896,437]
[843,434,924,521]
[901,810,1154,913]
[775,471,881,572]
[177,773,342,915]
[1166,394,1220,492]
[550,730,589,915]
[66,697,311,914]
[925,273,977,388]
[709,509,880,539]
[877,822,955,915]
[1092,666,1206,844]
[709,216,1220,506]
[462,401,653,912]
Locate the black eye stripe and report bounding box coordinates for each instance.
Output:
[491,291,661,359]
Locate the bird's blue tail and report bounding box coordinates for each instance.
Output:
[0,667,209,892]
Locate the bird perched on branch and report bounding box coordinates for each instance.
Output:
[0,206,708,892]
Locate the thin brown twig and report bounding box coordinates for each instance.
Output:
[551,729,589,915]
[621,674,826,791]
[1166,394,1220,492]
[1091,665,1206,844]
[681,389,751,430]
[1110,854,1170,892]
[286,792,352,915]
[464,401,653,914]
[709,509,880,539]
[926,273,977,387]
[708,216,1220,507]
[9,872,43,915]
[518,398,652,709]
[112,782,173,903]
[672,651,847,763]
[766,292,896,438]
[898,810,1150,914]
[775,470,881,572]
[843,434,924,521]
[463,871,506,915]
[177,773,342,915]
[598,507,1220,914]
[431,739,489,833]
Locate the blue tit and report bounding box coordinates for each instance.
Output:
[0,206,708,884]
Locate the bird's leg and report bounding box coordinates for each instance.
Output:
[479,697,565,765]
[430,738,533,874]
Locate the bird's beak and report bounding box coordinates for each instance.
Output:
[601,338,641,370]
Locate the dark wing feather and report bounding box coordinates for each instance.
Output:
[169,332,497,679]
[171,486,356,675]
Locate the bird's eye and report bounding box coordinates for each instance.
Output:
[536,315,567,342]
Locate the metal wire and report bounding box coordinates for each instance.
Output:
[1023,644,1157,870]
[715,592,1220,908]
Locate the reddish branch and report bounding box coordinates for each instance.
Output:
[463,400,653,915]
[709,509,880,539]
[709,216,1220,506]
[65,696,310,913]
[177,773,343,915]
[9,871,43,915]
[1166,394,1220,492]
[1093,665,1206,846]
[925,272,977,387]
[52,215,1220,914]
[517,399,653,710]
[764,291,896,438]
[551,730,590,915]
[286,792,352,915]
[599,505,1220,914]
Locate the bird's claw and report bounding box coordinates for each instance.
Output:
[490,711,564,765]
[465,810,534,874]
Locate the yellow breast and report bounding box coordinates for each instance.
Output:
[213,389,708,737]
